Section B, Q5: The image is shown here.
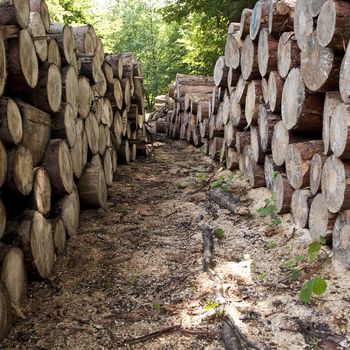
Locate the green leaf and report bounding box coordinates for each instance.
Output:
[295,255,306,263]
[257,207,270,217]
[213,228,224,239]
[272,170,279,178]
[291,268,301,281]
[271,217,282,226]
[300,280,314,304]
[308,241,322,261]
[153,303,161,310]
[203,302,220,310]
[319,236,327,245]
[312,277,327,295]
[257,272,267,281]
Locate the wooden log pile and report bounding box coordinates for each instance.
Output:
[0,0,148,339]
[167,0,350,270]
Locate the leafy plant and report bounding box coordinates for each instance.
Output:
[203,302,220,311]
[211,175,233,192]
[153,303,161,311]
[265,240,277,249]
[257,197,282,227]
[300,277,327,304]
[272,170,279,178]
[213,227,225,239]
[257,272,267,282]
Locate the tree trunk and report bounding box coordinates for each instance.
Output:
[300,32,341,92]
[243,145,266,188]
[47,39,61,68]
[268,0,295,35]
[321,155,350,213]
[226,147,239,170]
[118,139,130,165]
[61,66,79,116]
[277,31,300,78]
[241,36,260,80]
[225,33,242,69]
[30,167,51,215]
[0,140,6,187]
[43,139,73,196]
[250,0,269,41]
[245,80,263,126]
[294,0,313,50]
[267,70,283,112]
[316,0,350,51]
[0,281,11,341]
[28,12,47,62]
[250,125,265,164]
[291,188,313,228]
[340,43,350,103]
[0,97,22,145]
[285,140,324,189]
[85,112,99,155]
[258,28,278,77]
[271,172,293,213]
[281,68,323,133]
[239,8,252,40]
[235,131,251,154]
[52,218,66,254]
[29,0,50,31]
[235,74,249,104]
[0,0,29,28]
[332,210,350,269]
[258,104,279,152]
[264,154,283,190]
[309,153,327,195]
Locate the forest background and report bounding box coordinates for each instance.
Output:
[46,0,254,109]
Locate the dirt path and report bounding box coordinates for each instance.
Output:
[3,138,350,349]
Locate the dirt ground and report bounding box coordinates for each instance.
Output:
[2,137,350,349]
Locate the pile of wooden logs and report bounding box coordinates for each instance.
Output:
[0,0,148,339]
[167,0,350,270]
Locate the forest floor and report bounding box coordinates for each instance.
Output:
[2,136,350,350]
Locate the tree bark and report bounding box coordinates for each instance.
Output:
[271,172,293,213]
[28,11,47,62]
[332,210,350,269]
[0,0,29,28]
[250,125,265,164]
[268,0,295,36]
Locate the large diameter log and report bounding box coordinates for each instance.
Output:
[281,68,323,132]
[264,155,283,190]
[213,56,229,88]
[235,131,251,154]
[243,145,266,188]
[329,103,350,159]
[6,29,38,89]
[85,112,99,155]
[47,39,61,68]
[78,165,107,208]
[300,32,340,92]
[105,53,123,80]
[291,188,313,228]
[28,12,47,62]
[80,55,100,84]
[0,246,27,312]
[258,104,279,152]
[0,32,6,97]
[241,36,260,80]
[245,80,263,126]
[0,281,11,341]
[61,66,79,116]
[0,97,22,145]
[0,140,6,187]
[24,63,62,113]
[6,146,33,195]
[271,172,293,213]
[225,33,241,69]
[285,140,324,189]
[29,0,50,31]
[15,99,51,166]
[43,139,73,196]
[235,75,248,104]
[73,26,95,54]
[340,43,350,103]
[267,71,283,112]
[277,31,300,78]
[250,0,269,41]
[78,76,92,119]
[250,125,265,164]
[321,155,350,213]
[30,167,50,215]
[226,147,239,170]
[322,91,342,155]
[0,0,29,28]
[268,0,295,35]
[309,193,336,242]
[316,0,350,51]
[310,153,326,195]
[258,28,278,77]
[332,210,350,269]
[294,0,313,50]
[239,8,252,40]
[48,24,75,65]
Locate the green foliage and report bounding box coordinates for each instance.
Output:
[272,171,279,178]
[213,227,225,239]
[257,272,267,282]
[258,197,282,227]
[300,277,327,304]
[265,240,277,249]
[46,0,93,24]
[153,303,161,310]
[211,175,233,192]
[203,301,220,310]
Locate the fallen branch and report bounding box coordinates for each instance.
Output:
[200,225,214,271]
[208,188,241,213]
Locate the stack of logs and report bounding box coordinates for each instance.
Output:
[0,0,148,340]
[167,0,350,270]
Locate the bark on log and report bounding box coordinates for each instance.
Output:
[105,53,123,80]
[267,71,283,112]
[43,139,73,196]
[52,218,66,254]
[175,74,214,99]
[208,188,240,212]
[29,0,50,31]
[209,137,224,161]
[0,97,22,145]
[227,67,240,95]
[0,0,29,28]
[85,112,99,155]
[294,0,314,50]
[340,42,350,103]
[271,172,293,213]
[0,32,6,98]
[47,39,61,68]
[309,153,326,195]
[250,0,269,41]
[332,210,350,269]
[0,140,6,187]
[243,145,266,188]
[226,147,239,170]
[48,24,75,65]
[80,55,100,84]
[239,8,252,40]
[300,32,341,92]
[321,155,350,213]
[235,75,249,104]
[258,28,278,77]
[245,80,263,126]
[291,188,313,228]
[258,104,279,152]
[241,36,260,80]
[0,281,11,341]
[281,68,323,132]
[72,25,95,54]
[250,125,265,164]
[268,0,295,35]
[277,31,300,78]
[316,0,350,51]
[309,193,335,242]
[30,167,50,215]
[28,12,47,62]
[235,131,251,154]
[213,56,229,88]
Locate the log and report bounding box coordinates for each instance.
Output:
[0,97,22,145]
[43,139,73,196]
[6,29,38,89]
[70,119,84,179]
[316,0,350,51]
[243,145,266,188]
[322,91,342,155]
[197,100,211,122]
[285,140,324,189]
[340,42,350,103]
[47,39,61,68]
[267,71,283,112]
[0,246,27,312]
[118,139,130,165]
[108,78,123,110]
[225,32,242,69]
[235,131,251,154]
[85,112,99,155]
[329,103,350,159]
[78,164,107,208]
[0,281,11,341]
[28,11,47,62]
[208,188,240,213]
[250,125,265,164]
[0,0,29,28]
[239,8,252,40]
[0,32,6,97]
[94,68,107,97]
[175,74,214,99]
[257,104,279,152]
[80,55,100,84]
[98,124,106,156]
[245,80,263,126]
[213,56,229,88]
[241,36,260,80]
[52,218,66,254]
[227,67,240,94]
[310,0,326,16]
[222,92,230,125]
[102,61,113,84]
[47,23,75,65]
[61,66,79,116]
[277,31,300,78]
[322,155,350,213]
[261,77,269,104]
[300,31,341,92]
[268,0,295,35]
[0,140,6,187]
[77,76,92,119]
[105,53,123,80]
[121,78,131,106]
[235,74,248,104]
[291,188,313,228]
[264,154,283,190]
[30,167,51,215]
[211,86,225,114]
[95,38,104,66]
[294,0,314,50]
[209,137,224,161]
[309,193,336,242]
[73,25,95,54]
[224,120,236,147]
[250,0,269,41]
[230,93,246,128]
[309,153,326,195]
[29,0,50,31]
[226,147,239,170]
[271,172,293,213]
[6,146,33,195]
[332,210,350,269]
[258,28,278,77]
[281,68,323,132]
[103,148,113,187]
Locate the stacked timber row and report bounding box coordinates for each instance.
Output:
[167,0,350,270]
[0,0,148,339]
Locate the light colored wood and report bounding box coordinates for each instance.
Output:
[250,0,269,41]
[291,188,313,228]
[29,0,50,31]
[239,8,252,39]
[258,28,278,77]
[267,71,283,112]
[226,147,239,170]
[277,31,300,78]
[241,36,260,80]
[52,218,66,254]
[245,80,263,126]
[268,0,295,35]
[309,153,326,195]
[28,11,47,62]
[243,145,266,188]
[250,125,265,164]
[0,0,29,28]
[30,167,51,215]
[47,39,61,68]
[264,154,283,190]
[235,131,251,154]
[258,104,279,152]
[213,56,229,88]
[235,74,248,104]
[77,76,91,119]
[0,97,22,145]
[70,119,84,179]
[224,120,236,147]
[272,172,293,213]
[332,210,350,269]
[340,42,350,103]
[61,66,79,116]
[294,0,313,50]
[261,77,269,104]
[85,112,99,155]
[310,0,326,16]
[225,32,241,70]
